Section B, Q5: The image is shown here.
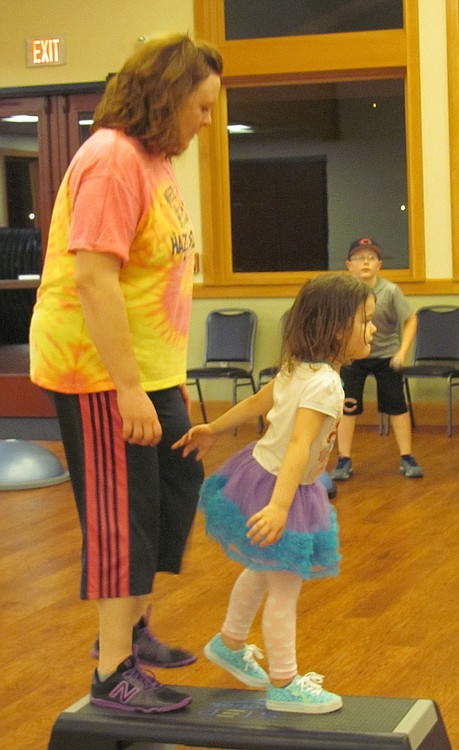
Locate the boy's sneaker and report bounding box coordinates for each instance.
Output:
[90,656,192,713]
[400,455,424,478]
[204,633,269,688]
[266,672,343,714]
[330,457,353,481]
[91,606,197,668]
[318,471,337,500]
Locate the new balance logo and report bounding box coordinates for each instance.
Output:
[109,681,140,703]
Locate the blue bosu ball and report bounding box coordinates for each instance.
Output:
[0,439,69,490]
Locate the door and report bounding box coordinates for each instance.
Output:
[0,90,102,416]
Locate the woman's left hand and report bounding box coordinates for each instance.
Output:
[246,504,288,547]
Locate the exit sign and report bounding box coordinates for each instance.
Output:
[26,37,66,67]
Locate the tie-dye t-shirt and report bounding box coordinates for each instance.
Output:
[30,128,195,394]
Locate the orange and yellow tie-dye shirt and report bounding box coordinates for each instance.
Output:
[30,129,195,394]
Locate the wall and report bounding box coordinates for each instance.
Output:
[1,0,194,87]
[0,0,455,406]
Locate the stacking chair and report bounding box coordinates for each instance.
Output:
[258,310,291,390]
[400,305,459,436]
[187,308,258,423]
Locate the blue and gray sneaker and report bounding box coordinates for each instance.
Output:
[266,672,343,714]
[330,457,353,481]
[400,454,424,478]
[318,471,337,499]
[204,633,269,688]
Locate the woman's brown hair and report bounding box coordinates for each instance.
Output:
[92,33,222,156]
[281,273,374,370]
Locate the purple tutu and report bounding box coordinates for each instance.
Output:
[199,443,340,579]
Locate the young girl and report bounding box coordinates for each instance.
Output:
[173,273,376,714]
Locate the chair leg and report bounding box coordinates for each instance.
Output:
[233,376,262,434]
[244,375,264,432]
[195,379,208,423]
[403,377,415,428]
[378,412,390,435]
[447,377,452,437]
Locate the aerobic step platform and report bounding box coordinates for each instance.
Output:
[48,685,452,750]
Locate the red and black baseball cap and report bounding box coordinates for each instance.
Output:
[347,237,382,260]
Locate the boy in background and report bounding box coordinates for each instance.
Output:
[331,237,424,480]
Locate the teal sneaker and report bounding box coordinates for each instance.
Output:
[204,634,269,688]
[266,672,343,714]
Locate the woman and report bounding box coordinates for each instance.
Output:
[30,33,222,713]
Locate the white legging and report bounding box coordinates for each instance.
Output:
[221,568,303,681]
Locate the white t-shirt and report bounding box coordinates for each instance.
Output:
[253,362,344,485]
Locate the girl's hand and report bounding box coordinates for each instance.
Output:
[171,424,216,459]
[246,504,288,547]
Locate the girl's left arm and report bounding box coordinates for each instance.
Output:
[247,407,327,547]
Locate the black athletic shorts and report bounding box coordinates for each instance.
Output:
[51,387,204,600]
[340,357,408,416]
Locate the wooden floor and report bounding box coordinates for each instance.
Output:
[1,402,458,749]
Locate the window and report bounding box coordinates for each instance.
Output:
[228,79,409,273]
[224,0,403,39]
[194,0,424,292]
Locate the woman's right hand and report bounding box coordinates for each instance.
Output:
[116,387,162,445]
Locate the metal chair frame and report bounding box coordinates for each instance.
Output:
[401,305,459,436]
[187,308,258,423]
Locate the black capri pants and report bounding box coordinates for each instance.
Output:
[340,357,408,416]
[52,386,204,600]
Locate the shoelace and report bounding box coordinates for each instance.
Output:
[242,643,264,670]
[124,665,161,689]
[297,672,325,696]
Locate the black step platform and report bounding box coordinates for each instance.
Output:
[48,685,452,750]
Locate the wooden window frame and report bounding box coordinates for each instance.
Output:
[447,0,459,281]
[193,0,425,298]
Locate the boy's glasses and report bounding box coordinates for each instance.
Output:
[349,254,379,262]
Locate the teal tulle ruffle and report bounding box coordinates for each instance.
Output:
[199,474,340,580]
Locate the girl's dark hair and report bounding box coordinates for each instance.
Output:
[281,273,373,369]
[92,33,222,156]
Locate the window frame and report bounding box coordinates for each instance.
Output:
[194,0,425,297]
[447,0,459,281]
